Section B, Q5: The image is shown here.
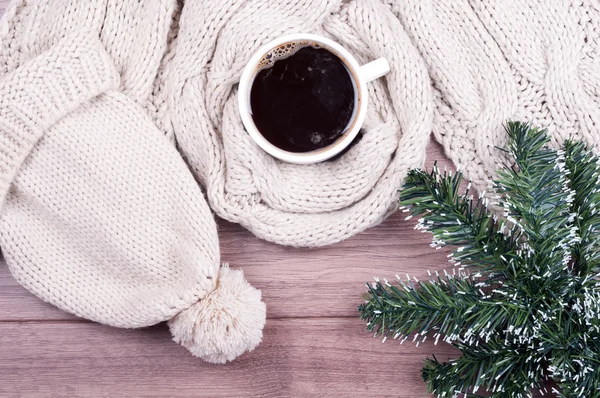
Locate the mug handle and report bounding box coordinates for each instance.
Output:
[359,58,391,83]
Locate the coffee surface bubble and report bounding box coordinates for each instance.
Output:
[257,40,312,70]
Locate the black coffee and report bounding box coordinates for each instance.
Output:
[250,44,355,153]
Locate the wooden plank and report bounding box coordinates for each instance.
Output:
[0,318,458,397]
[0,140,455,321]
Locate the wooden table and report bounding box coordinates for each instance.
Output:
[0,2,462,395]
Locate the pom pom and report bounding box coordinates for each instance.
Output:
[168,265,266,364]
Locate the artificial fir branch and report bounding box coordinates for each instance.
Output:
[400,165,519,275]
[422,339,547,398]
[564,140,600,277]
[361,274,530,347]
[359,122,600,398]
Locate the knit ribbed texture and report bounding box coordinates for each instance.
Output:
[388,0,600,192]
[0,29,117,209]
[161,0,433,247]
[0,0,266,363]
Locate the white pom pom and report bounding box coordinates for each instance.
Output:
[168,265,266,364]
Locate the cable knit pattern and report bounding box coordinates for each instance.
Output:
[0,1,266,363]
[388,0,600,192]
[0,0,178,112]
[162,0,433,247]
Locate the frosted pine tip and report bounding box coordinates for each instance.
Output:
[168,265,266,364]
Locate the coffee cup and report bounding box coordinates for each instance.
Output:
[238,33,390,164]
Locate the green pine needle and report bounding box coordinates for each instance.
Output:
[359,122,600,398]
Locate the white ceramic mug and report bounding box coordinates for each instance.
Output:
[238,33,390,164]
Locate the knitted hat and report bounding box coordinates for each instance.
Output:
[389,0,600,191]
[158,0,433,247]
[0,0,266,363]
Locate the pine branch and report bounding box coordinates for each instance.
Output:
[550,334,600,398]
[361,122,600,397]
[545,289,600,397]
[564,140,600,278]
[494,122,577,276]
[400,167,519,276]
[422,338,546,398]
[360,274,533,347]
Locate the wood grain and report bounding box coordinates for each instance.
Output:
[0,319,458,397]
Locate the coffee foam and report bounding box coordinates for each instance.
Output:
[257,40,322,71]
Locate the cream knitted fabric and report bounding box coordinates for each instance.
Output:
[161,0,433,247]
[0,0,266,363]
[389,0,600,191]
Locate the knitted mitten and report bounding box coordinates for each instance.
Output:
[389,0,600,191]
[159,0,433,247]
[0,0,265,363]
